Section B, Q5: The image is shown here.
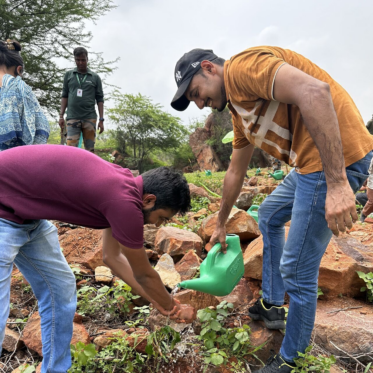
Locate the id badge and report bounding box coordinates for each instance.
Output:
[77,89,83,97]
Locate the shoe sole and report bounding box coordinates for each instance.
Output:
[248,312,286,329]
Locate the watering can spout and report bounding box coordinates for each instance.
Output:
[178,278,212,293]
[268,172,274,177]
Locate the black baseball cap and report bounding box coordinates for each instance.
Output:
[171,48,218,111]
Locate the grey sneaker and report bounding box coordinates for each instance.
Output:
[253,353,295,373]
[360,214,367,223]
[248,298,286,329]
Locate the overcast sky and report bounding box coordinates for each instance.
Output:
[84,0,373,127]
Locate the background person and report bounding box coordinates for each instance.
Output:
[59,47,104,152]
[0,144,195,373]
[170,47,373,373]
[0,39,49,150]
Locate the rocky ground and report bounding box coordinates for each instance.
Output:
[1,170,372,373]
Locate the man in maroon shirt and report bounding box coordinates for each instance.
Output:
[0,145,194,373]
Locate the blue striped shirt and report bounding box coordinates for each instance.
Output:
[0,74,50,150]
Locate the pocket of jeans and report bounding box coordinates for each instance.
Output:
[346,170,368,193]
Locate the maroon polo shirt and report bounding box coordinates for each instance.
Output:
[0,145,144,249]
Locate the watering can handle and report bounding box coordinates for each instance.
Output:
[248,205,259,212]
[205,242,222,272]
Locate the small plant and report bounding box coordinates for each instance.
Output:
[197,301,260,369]
[76,281,139,317]
[357,271,373,303]
[292,345,336,372]
[317,287,324,298]
[145,326,181,370]
[252,193,268,206]
[68,342,97,373]
[191,196,210,213]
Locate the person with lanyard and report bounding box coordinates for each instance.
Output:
[170,47,373,373]
[59,47,104,152]
[0,39,49,150]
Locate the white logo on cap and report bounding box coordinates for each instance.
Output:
[191,62,200,68]
[176,71,182,82]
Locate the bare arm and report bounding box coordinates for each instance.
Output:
[102,228,178,315]
[210,145,254,251]
[273,63,356,235]
[59,97,68,129]
[97,102,104,134]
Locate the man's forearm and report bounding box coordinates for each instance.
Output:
[217,166,248,227]
[59,98,68,116]
[299,85,347,184]
[97,102,104,118]
[104,253,153,303]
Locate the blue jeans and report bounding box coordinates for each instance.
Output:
[258,152,372,361]
[0,219,76,373]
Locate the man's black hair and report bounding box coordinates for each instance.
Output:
[142,167,191,215]
[73,47,88,57]
[0,40,23,69]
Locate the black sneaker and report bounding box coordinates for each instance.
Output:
[253,353,295,373]
[248,298,286,329]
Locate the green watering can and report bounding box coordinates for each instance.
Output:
[205,170,212,177]
[268,170,284,180]
[247,205,259,223]
[178,235,244,296]
[255,167,261,175]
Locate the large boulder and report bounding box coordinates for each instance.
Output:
[196,145,224,172]
[243,229,373,298]
[313,298,373,364]
[215,278,255,308]
[175,250,202,281]
[154,254,181,289]
[189,126,224,172]
[60,228,104,270]
[318,234,373,297]
[154,227,203,258]
[198,208,260,242]
[244,228,289,280]
[22,312,90,356]
[188,183,210,199]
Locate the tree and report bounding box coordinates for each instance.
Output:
[0,0,117,114]
[108,92,188,173]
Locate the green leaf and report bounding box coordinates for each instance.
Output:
[210,353,224,366]
[145,344,154,356]
[217,308,228,316]
[210,320,221,331]
[233,340,240,351]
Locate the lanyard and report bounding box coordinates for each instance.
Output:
[76,73,87,86]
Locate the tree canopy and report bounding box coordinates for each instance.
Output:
[0,0,117,114]
[108,92,188,173]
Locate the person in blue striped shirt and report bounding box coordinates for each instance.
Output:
[0,39,50,150]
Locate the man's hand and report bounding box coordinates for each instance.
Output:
[209,225,227,253]
[98,120,104,134]
[152,299,196,323]
[325,180,357,236]
[58,118,65,130]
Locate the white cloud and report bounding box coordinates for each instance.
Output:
[83,0,373,126]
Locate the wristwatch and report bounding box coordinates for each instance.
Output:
[99,118,105,121]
